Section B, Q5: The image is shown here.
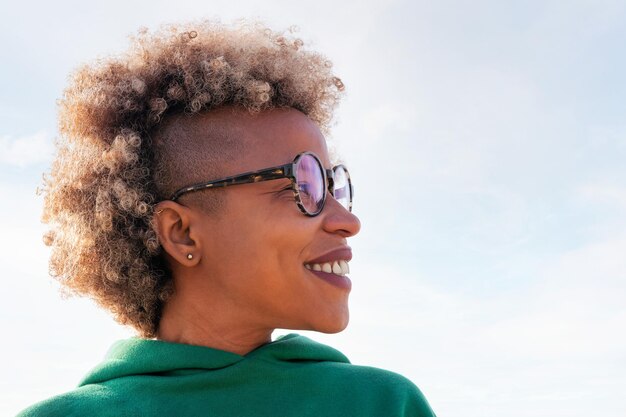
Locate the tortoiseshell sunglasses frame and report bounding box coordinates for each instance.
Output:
[168,151,353,216]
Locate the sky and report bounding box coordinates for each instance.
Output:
[1,0,625,416]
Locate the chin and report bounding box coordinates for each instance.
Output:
[313,311,350,334]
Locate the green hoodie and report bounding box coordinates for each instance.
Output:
[18,333,435,416]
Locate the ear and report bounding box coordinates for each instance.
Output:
[153,200,202,267]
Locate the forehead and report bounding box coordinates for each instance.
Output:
[197,107,330,171]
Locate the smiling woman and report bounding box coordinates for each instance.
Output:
[18,19,436,417]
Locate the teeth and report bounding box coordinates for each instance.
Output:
[339,260,349,275]
[304,260,350,276]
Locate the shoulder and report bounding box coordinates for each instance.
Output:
[348,363,430,397]
[16,384,134,417]
[324,360,418,389]
[321,362,436,416]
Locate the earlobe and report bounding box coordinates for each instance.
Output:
[153,201,201,266]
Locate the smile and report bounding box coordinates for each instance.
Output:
[304,260,350,276]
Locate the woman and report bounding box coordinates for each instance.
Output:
[19,20,436,416]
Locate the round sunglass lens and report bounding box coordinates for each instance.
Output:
[332,166,351,211]
[295,154,325,214]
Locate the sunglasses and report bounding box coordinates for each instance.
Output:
[169,151,353,216]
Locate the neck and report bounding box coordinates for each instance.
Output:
[156,287,273,356]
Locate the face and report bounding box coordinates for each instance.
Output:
[183,108,361,334]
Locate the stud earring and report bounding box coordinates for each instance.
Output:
[187,253,193,260]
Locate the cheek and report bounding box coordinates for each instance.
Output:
[208,210,309,279]
[256,219,312,276]
[204,190,321,297]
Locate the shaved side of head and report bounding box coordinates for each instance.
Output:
[152,107,248,213]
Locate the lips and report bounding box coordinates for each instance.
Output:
[304,247,352,277]
[303,247,353,289]
[305,247,352,265]
[306,268,352,290]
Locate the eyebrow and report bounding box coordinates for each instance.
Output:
[254,177,292,194]
[267,178,292,189]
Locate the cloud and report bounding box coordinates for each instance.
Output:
[0,131,54,168]
[578,183,626,209]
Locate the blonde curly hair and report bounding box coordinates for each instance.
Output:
[42,20,345,337]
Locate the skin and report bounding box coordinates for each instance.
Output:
[154,108,361,355]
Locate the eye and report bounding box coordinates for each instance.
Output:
[298,182,315,198]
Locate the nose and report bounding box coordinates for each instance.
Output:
[321,192,361,237]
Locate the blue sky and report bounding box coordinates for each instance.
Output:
[1,1,625,416]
